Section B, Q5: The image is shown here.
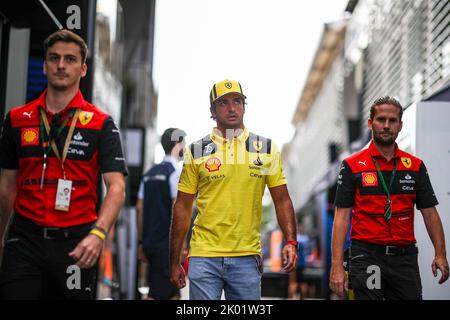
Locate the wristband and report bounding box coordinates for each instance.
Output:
[89,228,107,241]
[93,225,108,236]
[286,240,298,248]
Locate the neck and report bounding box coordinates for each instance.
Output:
[373,140,396,161]
[215,125,245,141]
[168,151,179,162]
[45,86,78,114]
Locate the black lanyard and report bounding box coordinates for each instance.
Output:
[372,157,398,221]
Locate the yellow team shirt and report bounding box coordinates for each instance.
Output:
[178,127,287,257]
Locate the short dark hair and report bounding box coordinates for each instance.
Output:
[161,128,186,154]
[44,29,88,63]
[370,96,403,120]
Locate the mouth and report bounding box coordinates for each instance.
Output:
[227,114,237,121]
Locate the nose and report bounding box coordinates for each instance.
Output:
[227,102,236,112]
[382,119,391,130]
[57,57,65,69]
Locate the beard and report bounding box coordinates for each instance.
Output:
[373,128,397,146]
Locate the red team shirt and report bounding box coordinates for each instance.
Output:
[0,90,128,227]
[335,141,438,246]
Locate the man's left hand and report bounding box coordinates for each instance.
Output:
[282,244,298,273]
[432,256,449,284]
[69,234,104,269]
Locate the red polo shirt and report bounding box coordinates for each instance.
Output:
[335,141,438,245]
[0,89,128,227]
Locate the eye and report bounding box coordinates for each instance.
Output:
[233,98,243,105]
[65,56,77,63]
[48,55,60,62]
[216,100,226,107]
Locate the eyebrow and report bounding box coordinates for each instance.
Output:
[47,53,78,58]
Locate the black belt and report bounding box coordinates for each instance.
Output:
[351,239,418,256]
[12,213,93,240]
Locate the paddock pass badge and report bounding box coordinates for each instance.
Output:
[55,179,72,211]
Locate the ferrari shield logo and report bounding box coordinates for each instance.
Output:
[253,140,263,152]
[79,111,94,125]
[401,157,412,168]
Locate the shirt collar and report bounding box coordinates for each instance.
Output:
[163,155,179,169]
[368,140,401,160]
[210,127,249,144]
[37,89,86,115]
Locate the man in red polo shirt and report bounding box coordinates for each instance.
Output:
[330,96,449,300]
[0,30,127,299]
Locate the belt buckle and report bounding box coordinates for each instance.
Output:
[43,227,60,240]
[385,245,396,256]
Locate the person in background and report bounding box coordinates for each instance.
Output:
[330,96,448,300]
[136,128,186,300]
[0,29,127,299]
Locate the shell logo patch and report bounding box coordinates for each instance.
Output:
[401,157,412,168]
[205,157,222,172]
[79,111,94,125]
[362,172,378,187]
[21,128,39,146]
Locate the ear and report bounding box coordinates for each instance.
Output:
[367,118,373,131]
[210,107,216,120]
[399,120,403,132]
[80,63,87,78]
[43,61,47,75]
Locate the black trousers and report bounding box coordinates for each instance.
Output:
[349,240,422,300]
[0,214,97,300]
[146,250,180,300]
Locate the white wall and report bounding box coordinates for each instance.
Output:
[399,101,450,299]
[414,101,450,300]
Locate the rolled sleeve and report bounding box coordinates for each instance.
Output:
[416,161,439,209]
[98,117,128,176]
[177,149,198,195]
[334,160,355,208]
[0,112,19,169]
[266,142,287,188]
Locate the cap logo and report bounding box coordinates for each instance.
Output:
[225,82,233,89]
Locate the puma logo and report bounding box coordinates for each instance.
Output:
[23,111,33,118]
[358,160,367,166]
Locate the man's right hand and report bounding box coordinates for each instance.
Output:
[170,264,186,289]
[329,263,348,298]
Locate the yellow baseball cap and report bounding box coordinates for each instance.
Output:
[209,79,246,107]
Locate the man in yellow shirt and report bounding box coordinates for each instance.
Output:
[169,79,298,300]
